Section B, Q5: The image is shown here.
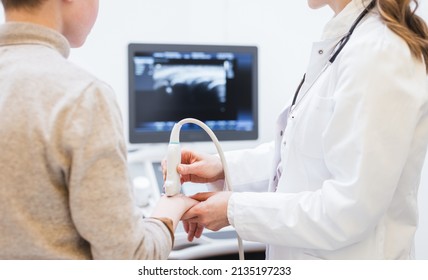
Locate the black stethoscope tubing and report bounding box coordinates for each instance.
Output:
[291,0,376,108]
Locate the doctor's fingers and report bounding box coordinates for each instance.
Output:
[161,153,195,182]
[178,154,224,182]
[181,202,212,228]
[183,211,226,232]
[178,167,210,184]
[191,192,217,202]
[183,220,204,241]
[183,219,190,233]
[161,148,197,175]
[181,202,203,220]
[177,163,212,184]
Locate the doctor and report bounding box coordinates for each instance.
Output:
[168,0,428,259]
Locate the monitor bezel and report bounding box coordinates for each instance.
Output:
[128,43,258,144]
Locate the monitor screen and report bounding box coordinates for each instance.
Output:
[128,43,258,143]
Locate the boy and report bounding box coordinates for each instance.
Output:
[0,0,196,259]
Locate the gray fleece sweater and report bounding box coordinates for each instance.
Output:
[0,22,172,259]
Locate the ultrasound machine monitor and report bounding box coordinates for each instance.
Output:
[128,43,258,143]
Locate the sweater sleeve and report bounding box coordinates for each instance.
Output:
[61,81,173,259]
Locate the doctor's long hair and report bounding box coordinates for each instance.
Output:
[375,0,428,72]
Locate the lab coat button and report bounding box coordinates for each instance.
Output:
[280,130,283,136]
[318,49,324,55]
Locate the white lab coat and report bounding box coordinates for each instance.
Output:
[225,0,428,259]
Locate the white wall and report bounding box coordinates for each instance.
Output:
[69,0,331,150]
[1,0,427,259]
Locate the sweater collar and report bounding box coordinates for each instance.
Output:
[0,22,70,58]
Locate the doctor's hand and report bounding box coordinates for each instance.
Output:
[162,149,224,184]
[181,191,232,241]
[151,194,199,231]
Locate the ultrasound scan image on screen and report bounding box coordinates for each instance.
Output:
[128,44,258,143]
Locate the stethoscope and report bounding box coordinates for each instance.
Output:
[289,0,376,117]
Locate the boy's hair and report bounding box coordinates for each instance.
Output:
[1,0,46,9]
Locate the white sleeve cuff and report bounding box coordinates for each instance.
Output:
[227,192,236,226]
